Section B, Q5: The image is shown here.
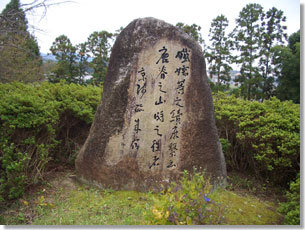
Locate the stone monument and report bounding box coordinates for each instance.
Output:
[75,17,227,191]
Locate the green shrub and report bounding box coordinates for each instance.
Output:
[219,138,231,154]
[213,93,300,186]
[145,169,225,225]
[1,83,300,205]
[278,174,300,225]
[0,81,102,203]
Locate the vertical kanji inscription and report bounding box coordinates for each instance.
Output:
[129,41,191,171]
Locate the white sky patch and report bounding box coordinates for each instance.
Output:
[0,0,301,56]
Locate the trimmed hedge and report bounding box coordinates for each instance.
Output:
[0,81,102,203]
[213,92,300,187]
[0,83,300,206]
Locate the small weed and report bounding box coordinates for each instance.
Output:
[145,169,225,225]
[0,215,5,224]
[17,212,25,222]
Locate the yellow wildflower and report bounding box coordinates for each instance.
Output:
[23,200,29,206]
[152,207,163,219]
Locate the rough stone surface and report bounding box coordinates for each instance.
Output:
[75,17,227,191]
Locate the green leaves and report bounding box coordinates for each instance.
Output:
[146,169,224,225]
[213,93,300,186]
[176,23,205,46]
[49,35,79,84]
[0,0,42,83]
[232,4,264,100]
[87,31,113,85]
[273,31,300,103]
[207,14,233,90]
[229,4,289,101]
[278,174,300,225]
[0,82,102,203]
[48,31,114,85]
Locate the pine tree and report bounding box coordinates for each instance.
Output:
[0,0,27,35]
[176,23,204,44]
[0,0,42,83]
[49,35,79,83]
[233,3,265,100]
[87,31,113,85]
[206,15,233,91]
[76,42,90,84]
[259,7,287,100]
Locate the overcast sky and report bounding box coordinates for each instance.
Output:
[0,0,302,54]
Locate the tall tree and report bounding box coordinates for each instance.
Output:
[259,7,287,100]
[0,0,42,83]
[49,34,78,83]
[206,15,233,91]
[0,0,70,39]
[273,31,300,103]
[288,30,300,54]
[0,0,27,34]
[76,42,90,84]
[233,3,265,100]
[87,31,113,85]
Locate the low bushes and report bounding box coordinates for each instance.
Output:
[214,93,300,225]
[278,173,300,225]
[213,92,300,187]
[0,81,102,203]
[0,82,300,225]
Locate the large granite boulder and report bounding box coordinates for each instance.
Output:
[75,17,227,191]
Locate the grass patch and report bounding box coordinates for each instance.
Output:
[32,187,152,225]
[1,170,283,225]
[211,189,281,225]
